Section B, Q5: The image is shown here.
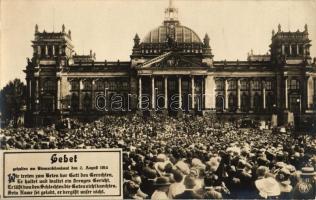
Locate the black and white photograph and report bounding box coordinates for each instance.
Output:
[0,0,315,199]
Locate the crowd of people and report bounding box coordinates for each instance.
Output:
[0,113,315,199]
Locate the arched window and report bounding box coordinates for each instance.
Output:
[216,96,224,112]
[71,93,79,111]
[228,93,237,112]
[241,93,250,112]
[289,79,300,90]
[253,93,262,112]
[83,93,91,111]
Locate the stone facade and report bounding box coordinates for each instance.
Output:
[24,2,316,127]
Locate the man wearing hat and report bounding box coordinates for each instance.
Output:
[292,167,316,199]
[174,175,203,199]
[151,177,170,200]
[276,167,292,199]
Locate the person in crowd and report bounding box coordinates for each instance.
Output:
[151,177,170,200]
[292,167,316,199]
[168,169,185,199]
[174,175,203,199]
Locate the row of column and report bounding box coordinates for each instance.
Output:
[37,45,63,56]
[223,79,267,110]
[138,76,197,110]
[281,44,305,56]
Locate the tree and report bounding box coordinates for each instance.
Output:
[0,79,26,127]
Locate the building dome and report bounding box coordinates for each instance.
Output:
[142,24,202,44]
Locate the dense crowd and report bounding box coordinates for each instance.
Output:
[0,113,315,199]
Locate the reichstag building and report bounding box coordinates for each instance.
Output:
[24,1,316,127]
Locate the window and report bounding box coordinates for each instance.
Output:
[265,81,272,90]
[43,80,55,91]
[96,81,104,91]
[215,80,224,91]
[289,79,300,90]
[240,80,249,91]
[252,80,261,90]
[71,93,79,111]
[156,80,163,91]
[71,81,79,91]
[48,46,53,56]
[241,93,250,112]
[216,96,224,112]
[253,93,262,112]
[55,46,59,56]
[228,93,237,111]
[228,80,236,90]
[122,81,129,90]
[299,45,304,55]
[83,94,92,111]
[285,45,290,56]
[169,80,176,91]
[266,92,275,111]
[41,46,46,57]
[83,81,92,90]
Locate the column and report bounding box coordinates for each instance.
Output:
[307,76,314,110]
[59,45,62,55]
[91,80,95,110]
[178,76,182,109]
[224,79,228,110]
[289,44,292,55]
[45,45,48,56]
[52,45,55,56]
[263,82,266,110]
[29,80,32,109]
[151,76,155,110]
[57,78,61,109]
[201,77,205,109]
[164,76,168,109]
[37,46,41,56]
[249,79,253,111]
[35,78,39,99]
[282,44,285,55]
[79,79,83,110]
[285,78,288,109]
[297,44,299,56]
[138,77,142,109]
[204,76,215,109]
[191,76,195,109]
[237,79,241,110]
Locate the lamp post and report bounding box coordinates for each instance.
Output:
[296,98,301,131]
[35,99,39,126]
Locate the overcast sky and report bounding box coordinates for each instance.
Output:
[1,0,316,88]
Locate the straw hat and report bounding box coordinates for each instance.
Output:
[255,177,281,198]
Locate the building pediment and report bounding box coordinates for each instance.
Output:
[136,51,204,69]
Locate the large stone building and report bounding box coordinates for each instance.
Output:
[25,0,316,127]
